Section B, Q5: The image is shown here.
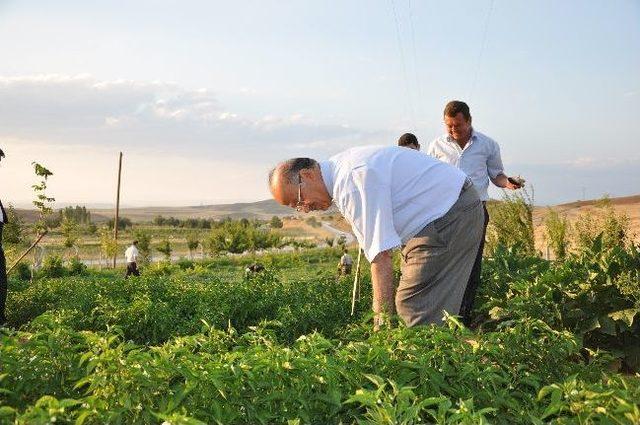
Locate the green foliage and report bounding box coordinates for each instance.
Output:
[270,215,283,229]
[132,229,152,266]
[99,228,117,264]
[31,162,55,234]
[574,196,631,252]
[186,233,200,258]
[2,247,639,423]
[2,204,25,244]
[157,239,173,260]
[206,220,281,255]
[58,205,92,224]
[486,189,535,256]
[60,214,79,249]
[544,208,570,260]
[106,216,132,230]
[40,255,65,278]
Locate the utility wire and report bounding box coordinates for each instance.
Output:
[390,0,417,130]
[407,0,424,129]
[469,0,494,101]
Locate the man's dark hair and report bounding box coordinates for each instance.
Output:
[268,158,318,187]
[0,148,4,161]
[397,133,419,147]
[132,240,138,245]
[444,100,471,121]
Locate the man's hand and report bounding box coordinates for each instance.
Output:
[370,250,395,331]
[492,173,524,190]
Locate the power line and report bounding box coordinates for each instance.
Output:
[469,0,494,101]
[407,0,424,130]
[390,0,417,130]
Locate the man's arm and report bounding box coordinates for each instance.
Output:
[491,173,521,190]
[370,250,395,330]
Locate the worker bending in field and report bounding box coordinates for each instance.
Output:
[269,146,484,329]
[337,249,353,276]
[427,101,523,325]
[124,240,140,278]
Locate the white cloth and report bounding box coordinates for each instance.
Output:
[427,130,504,201]
[319,145,466,262]
[124,245,139,263]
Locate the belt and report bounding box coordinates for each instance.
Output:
[460,177,473,195]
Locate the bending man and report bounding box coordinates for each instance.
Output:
[269,146,484,328]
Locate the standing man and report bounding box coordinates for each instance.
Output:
[397,133,420,151]
[124,240,140,278]
[0,148,7,326]
[269,146,484,329]
[427,100,522,325]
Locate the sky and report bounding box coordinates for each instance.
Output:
[1,0,639,207]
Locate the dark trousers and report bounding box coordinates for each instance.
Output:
[459,202,490,326]
[125,262,140,278]
[0,224,7,323]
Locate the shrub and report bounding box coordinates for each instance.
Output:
[544,208,570,260]
[485,189,535,256]
[40,256,65,278]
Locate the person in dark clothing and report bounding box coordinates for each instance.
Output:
[0,148,8,326]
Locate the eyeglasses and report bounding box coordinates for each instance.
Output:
[295,174,305,212]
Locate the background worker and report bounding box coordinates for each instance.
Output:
[269,147,484,330]
[337,248,353,276]
[0,148,7,326]
[427,100,523,325]
[397,133,420,150]
[124,240,140,278]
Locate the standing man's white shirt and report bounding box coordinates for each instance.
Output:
[427,130,504,201]
[319,145,466,262]
[125,245,139,263]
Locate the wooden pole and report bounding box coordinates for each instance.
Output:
[350,248,363,316]
[6,231,48,275]
[113,152,123,268]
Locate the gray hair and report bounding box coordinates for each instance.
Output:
[268,158,318,188]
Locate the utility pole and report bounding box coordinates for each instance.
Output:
[113,152,123,268]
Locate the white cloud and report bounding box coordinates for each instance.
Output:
[0,74,381,204]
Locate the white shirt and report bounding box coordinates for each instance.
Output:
[320,145,466,262]
[340,253,353,265]
[124,245,139,263]
[427,130,504,201]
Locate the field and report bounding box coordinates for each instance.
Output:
[2,239,639,423]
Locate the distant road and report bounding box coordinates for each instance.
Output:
[321,222,356,246]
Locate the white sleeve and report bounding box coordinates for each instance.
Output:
[344,167,401,262]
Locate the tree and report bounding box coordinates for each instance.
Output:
[186,233,200,259]
[2,204,25,244]
[132,229,152,266]
[60,214,79,253]
[106,217,132,230]
[31,162,55,235]
[270,216,283,229]
[157,239,172,260]
[99,227,118,267]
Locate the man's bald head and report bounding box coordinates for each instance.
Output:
[268,157,332,212]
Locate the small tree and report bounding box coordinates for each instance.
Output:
[99,227,118,268]
[31,162,55,235]
[270,216,283,229]
[157,239,172,260]
[486,189,535,256]
[60,214,79,253]
[133,229,152,266]
[2,204,25,245]
[186,233,200,259]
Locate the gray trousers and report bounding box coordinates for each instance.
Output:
[396,180,484,327]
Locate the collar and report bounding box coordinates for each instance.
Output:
[319,160,334,200]
[446,128,476,145]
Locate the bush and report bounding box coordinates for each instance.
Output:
[574,196,630,252]
[67,257,87,276]
[544,208,570,260]
[40,256,65,278]
[486,189,535,256]
[14,262,32,281]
